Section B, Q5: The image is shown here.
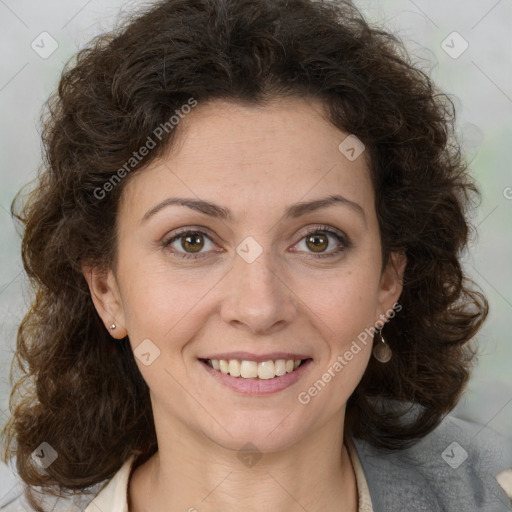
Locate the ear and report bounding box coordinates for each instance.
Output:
[81,264,127,339]
[375,250,407,325]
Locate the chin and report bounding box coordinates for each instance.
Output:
[202,410,311,454]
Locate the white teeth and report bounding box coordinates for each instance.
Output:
[274,359,286,376]
[219,359,229,374]
[240,360,258,378]
[228,359,241,377]
[206,358,306,379]
[258,360,275,380]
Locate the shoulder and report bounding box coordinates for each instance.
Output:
[0,454,138,512]
[352,413,512,511]
[0,475,112,511]
[0,489,96,511]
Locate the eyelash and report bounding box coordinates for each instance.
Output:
[162,225,350,260]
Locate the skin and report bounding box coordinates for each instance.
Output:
[83,96,406,511]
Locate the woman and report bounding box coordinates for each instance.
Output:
[1,0,511,510]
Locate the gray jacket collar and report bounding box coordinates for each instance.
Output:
[352,414,512,511]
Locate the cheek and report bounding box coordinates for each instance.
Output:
[294,266,381,344]
[118,264,214,394]
[296,276,375,412]
[119,257,214,339]
[291,266,378,398]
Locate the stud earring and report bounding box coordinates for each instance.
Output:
[372,328,392,363]
[109,323,116,330]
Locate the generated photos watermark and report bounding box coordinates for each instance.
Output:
[93,97,198,200]
[297,303,402,405]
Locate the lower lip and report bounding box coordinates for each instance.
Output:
[199,359,313,395]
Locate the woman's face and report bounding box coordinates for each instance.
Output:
[86,97,405,453]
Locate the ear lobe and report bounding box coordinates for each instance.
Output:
[81,264,127,338]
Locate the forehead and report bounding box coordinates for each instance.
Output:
[120,97,374,224]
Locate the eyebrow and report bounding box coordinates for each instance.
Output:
[140,194,366,224]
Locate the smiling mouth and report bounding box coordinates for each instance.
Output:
[200,358,312,379]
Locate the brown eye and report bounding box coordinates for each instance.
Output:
[181,232,205,252]
[163,229,217,259]
[294,226,350,259]
[305,232,329,253]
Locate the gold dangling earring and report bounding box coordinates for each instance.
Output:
[372,328,392,363]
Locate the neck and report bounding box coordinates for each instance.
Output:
[128,412,358,512]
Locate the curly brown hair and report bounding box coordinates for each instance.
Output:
[2,0,488,508]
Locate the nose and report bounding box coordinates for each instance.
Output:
[219,246,298,335]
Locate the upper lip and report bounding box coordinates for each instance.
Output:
[199,352,312,363]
